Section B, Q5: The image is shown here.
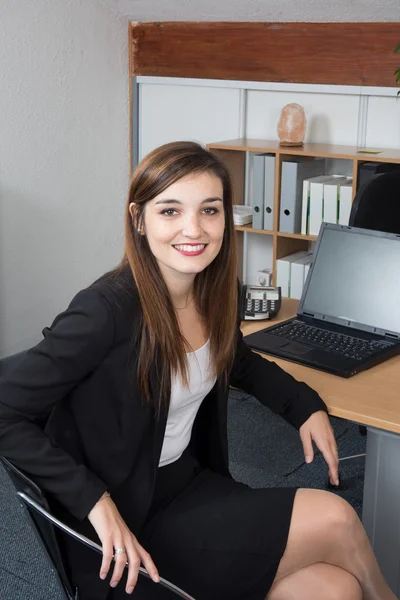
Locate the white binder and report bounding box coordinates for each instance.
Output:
[276,250,311,297]
[290,253,313,300]
[338,180,354,225]
[309,175,338,236]
[323,176,349,225]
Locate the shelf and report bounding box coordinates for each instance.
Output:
[212,138,400,288]
[277,232,318,241]
[234,226,317,241]
[209,139,400,163]
[235,225,273,235]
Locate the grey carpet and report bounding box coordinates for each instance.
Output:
[0,388,366,598]
[228,388,366,518]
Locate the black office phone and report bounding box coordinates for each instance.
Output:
[239,284,282,320]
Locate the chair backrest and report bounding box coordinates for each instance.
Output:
[349,171,400,234]
[1,457,77,599]
[0,457,195,600]
[0,457,72,600]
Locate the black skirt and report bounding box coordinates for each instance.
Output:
[137,449,298,600]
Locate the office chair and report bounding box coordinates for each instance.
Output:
[349,170,400,234]
[331,171,400,487]
[0,457,195,600]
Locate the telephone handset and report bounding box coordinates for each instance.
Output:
[240,284,282,320]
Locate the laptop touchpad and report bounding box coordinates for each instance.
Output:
[281,342,314,355]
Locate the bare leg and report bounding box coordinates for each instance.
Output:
[267,563,362,600]
[271,489,396,600]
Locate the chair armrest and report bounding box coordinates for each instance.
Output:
[18,492,196,600]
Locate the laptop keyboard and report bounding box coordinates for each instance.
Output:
[273,321,393,361]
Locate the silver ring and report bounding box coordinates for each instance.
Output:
[114,547,126,555]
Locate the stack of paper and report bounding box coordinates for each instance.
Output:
[233,205,253,226]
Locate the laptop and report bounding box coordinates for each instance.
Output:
[244,223,400,377]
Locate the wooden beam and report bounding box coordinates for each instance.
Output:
[130,22,400,88]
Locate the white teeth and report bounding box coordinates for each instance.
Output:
[174,244,205,252]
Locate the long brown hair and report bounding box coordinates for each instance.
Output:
[120,141,238,413]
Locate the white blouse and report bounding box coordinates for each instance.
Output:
[159,339,216,467]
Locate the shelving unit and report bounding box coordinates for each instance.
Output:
[207,138,400,285]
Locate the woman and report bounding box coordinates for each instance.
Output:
[0,141,396,600]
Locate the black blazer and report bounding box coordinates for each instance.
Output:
[0,269,327,536]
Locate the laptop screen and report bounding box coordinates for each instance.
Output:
[299,225,400,336]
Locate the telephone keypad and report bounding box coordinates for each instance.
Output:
[242,285,281,320]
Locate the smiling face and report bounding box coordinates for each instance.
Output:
[130,171,225,289]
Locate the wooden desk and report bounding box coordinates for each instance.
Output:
[242,299,400,596]
[242,299,400,434]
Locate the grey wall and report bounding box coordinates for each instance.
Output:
[0,0,130,357]
[111,0,400,21]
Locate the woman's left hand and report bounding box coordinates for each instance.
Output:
[299,410,339,486]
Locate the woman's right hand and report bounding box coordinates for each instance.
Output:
[88,493,160,595]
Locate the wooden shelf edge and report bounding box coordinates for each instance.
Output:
[235,226,274,235]
[235,227,317,241]
[277,232,318,241]
[208,139,400,162]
